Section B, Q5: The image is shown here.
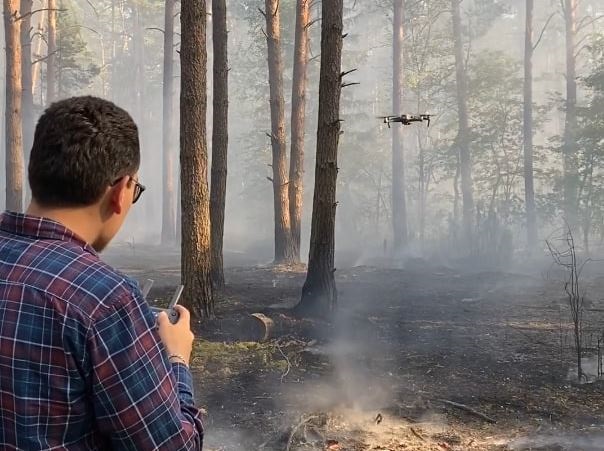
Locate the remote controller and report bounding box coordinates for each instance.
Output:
[141,279,154,297]
[151,285,184,324]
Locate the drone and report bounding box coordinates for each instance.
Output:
[379,114,431,128]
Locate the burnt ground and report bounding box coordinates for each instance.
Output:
[105,246,604,451]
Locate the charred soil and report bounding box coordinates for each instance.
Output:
[106,248,604,451]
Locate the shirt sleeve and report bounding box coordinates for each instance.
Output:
[86,289,203,450]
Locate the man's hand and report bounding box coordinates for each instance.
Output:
[157,305,194,366]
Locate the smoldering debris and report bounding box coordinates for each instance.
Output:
[258,409,486,451]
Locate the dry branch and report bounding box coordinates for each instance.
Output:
[410,427,426,441]
[285,415,319,451]
[436,399,496,424]
[276,343,291,382]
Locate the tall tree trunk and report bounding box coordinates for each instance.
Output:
[289,0,310,263]
[110,0,116,100]
[451,0,473,246]
[563,0,578,228]
[133,4,144,125]
[392,0,408,250]
[180,0,213,318]
[31,9,46,102]
[263,0,295,264]
[20,0,33,204]
[210,0,228,288]
[524,0,537,250]
[418,132,426,245]
[296,0,343,317]
[161,0,176,244]
[47,0,56,104]
[4,0,24,212]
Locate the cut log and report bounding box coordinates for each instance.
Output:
[251,313,274,342]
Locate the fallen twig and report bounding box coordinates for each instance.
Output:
[276,344,291,383]
[410,427,425,441]
[285,415,317,451]
[436,399,496,424]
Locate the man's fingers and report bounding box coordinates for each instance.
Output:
[173,305,191,323]
[156,310,169,326]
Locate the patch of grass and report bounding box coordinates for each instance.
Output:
[191,340,290,377]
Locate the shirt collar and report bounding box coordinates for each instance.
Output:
[0,210,98,256]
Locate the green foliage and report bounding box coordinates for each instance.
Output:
[575,34,604,247]
[56,0,100,97]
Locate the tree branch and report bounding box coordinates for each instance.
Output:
[146,27,165,34]
[533,12,556,51]
[576,14,604,32]
[273,0,280,18]
[17,8,65,22]
[305,18,320,29]
[32,49,59,65]
[340,68,357,78]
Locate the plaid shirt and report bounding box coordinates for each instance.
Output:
[0,211,203,450]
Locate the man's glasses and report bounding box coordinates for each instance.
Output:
[111,176,146,204]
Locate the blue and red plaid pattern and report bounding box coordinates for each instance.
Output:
[0,211,203,450]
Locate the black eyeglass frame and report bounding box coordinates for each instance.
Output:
[110,176,146,204]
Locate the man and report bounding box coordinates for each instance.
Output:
[0,96,203,450]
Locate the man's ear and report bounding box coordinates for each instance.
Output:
[108,177,128,215]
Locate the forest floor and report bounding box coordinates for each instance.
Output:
[105,246,604,451]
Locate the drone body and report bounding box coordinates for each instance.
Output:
[379,114,431,128]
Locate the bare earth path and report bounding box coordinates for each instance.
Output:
[105,247,604,450]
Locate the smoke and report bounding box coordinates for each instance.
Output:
[509,432,604,450]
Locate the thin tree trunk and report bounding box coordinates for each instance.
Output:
[563,0,578,228]
[4,0,24,212]
[210,0,228,288]
[453,153,460,223]
[451,0,473,245]
[133,4,144,125]
[31,8,46,100]
[47,0,56,104]
[392,0,408,250]
[296,0,343,317]
[161,0,176,244]
[180,0,213,318]
[20,0,33,204]
[263,0,295,264]
[524,0,537,250]
[289,0,310,263]
[418,131,426,244]
[110,0,116,99]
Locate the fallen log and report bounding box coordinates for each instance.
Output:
[436,399,496,424]
[250,313,274,341]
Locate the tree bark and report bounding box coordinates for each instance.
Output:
[4,0,24,212]
[133,4,144,125]
[20,0,33,204]
[523,0,537,249]
[180,0,214,318]
[563,0,578,228]
[392,0,408,250]
[46,0,56,104]
[263,0,295,265]
[210,0,228,289]
[451,0,474,246]
[31,8,46,102]
[289,0,310,263]
[161,0,176,244]
[295,0,343,317]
